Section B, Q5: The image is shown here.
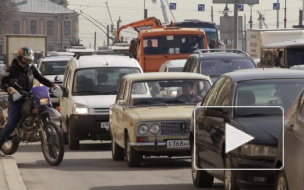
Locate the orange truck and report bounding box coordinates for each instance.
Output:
[117,17,208,72]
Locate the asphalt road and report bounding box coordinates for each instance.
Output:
[13,141,224,190]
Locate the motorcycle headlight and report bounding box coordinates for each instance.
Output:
[150,123,160,134]
[39,98,49,105]
[138,124,149,135]
[73,103,89,115]
[241,144,277,157]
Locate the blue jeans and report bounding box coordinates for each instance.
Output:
[0,100,24,147]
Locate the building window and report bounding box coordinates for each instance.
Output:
[47,21,54,35]
[30,20,37,34]
[47,45,54,51]
[13,20,20,34]
[63,21,71,35]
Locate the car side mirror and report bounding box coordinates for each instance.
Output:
[205,107,228,117]
[117,100,126,106]
[54,75,63,82]
[61,87,68,97]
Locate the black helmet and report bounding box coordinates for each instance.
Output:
[17,47,34,68]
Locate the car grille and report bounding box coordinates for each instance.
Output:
[161,120,190,135]
[93,108,109,114]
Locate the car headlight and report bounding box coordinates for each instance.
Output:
[241,144,277,157]
[40,98,49,105]
[138,124,149,135]
[73,103,89,115]
[150,123,160,134]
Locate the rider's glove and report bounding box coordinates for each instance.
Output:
[7,87,23,101]
[51,84,63,98]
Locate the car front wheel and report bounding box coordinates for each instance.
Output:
[125,135,142,167]
[191,142,214,187]
[276,170,289,190]
[111,137,124,161]
[224,154,239,190]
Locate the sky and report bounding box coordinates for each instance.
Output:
[67,0,304,48]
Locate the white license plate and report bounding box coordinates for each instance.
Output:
[100,122,109,130]
[167,140,190,149]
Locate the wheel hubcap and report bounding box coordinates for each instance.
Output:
[191,148,197,179]
[277,176,287,190]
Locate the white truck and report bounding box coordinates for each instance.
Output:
[4,34,47,67]
[246,29,304,59]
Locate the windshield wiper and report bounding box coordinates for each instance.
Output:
[238,113,269,117]
[163,99,186,104]
[73,91,100,95]
[100,91,117,95]
[134,100,168,106]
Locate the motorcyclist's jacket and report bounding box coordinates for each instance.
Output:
[1,59,53,101]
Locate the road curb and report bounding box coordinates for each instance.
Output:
[1,155,27,190]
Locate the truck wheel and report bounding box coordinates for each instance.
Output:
[111,138,124,161]
[191,141,214,187]
[68,124,79,150]
[125,135,142,167]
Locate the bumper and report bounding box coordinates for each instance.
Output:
[69,114,111,141]
[233,157,276,189]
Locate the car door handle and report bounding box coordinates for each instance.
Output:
[287,124,294,131]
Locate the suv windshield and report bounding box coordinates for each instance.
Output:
[130,79,210,107]
[200,58,256,77]
[72,67,140,95]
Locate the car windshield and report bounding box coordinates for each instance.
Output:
[234,79,304,116]
[72,67,140,95]
[200,58,256,77]
[130,79,211,107]
[40,61,68,75]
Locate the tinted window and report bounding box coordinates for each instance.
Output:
[40,61,68,75]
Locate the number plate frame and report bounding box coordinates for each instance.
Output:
[166,140,190,149]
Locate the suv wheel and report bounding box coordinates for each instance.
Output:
[68,124,79,150]
[125,135,142,167]
[224,154,239,190]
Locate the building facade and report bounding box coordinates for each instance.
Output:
[0,0,79,57]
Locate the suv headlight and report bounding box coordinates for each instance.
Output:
[73,103,89,115]
[138,124,149,135]
[241,144,277,157]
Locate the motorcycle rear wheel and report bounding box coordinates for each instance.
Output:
[41,121,64,166]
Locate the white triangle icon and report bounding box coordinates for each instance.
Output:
[225,123,255,154]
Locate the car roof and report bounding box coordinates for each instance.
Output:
[223,68,304,82]
[122,72,210,82]
[163,59,187,68]
[42,56,73,62]
[72,54,141,69]
[193,52,251,60]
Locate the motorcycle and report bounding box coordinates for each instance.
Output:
[0,79,64,166]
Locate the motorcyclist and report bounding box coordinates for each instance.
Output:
[0,47,61,150]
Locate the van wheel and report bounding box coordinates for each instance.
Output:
[191,141,214,187]
[125,135,142,167]
[68,124,79,150]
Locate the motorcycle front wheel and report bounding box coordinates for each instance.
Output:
[41,121,64,166]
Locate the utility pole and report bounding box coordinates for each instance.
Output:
[233,1,238,49]
[94,32,96,51]
[257,11,263,29]
[249,5,253,29]
[211,6,214,22]
[284,0,287,28]
[144,0,147,19]
[277,0,279,28]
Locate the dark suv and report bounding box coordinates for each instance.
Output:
[183,49,257,82]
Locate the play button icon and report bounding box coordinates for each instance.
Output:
[225,123,255,154]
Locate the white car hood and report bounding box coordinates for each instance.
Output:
[72,95,116,108]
